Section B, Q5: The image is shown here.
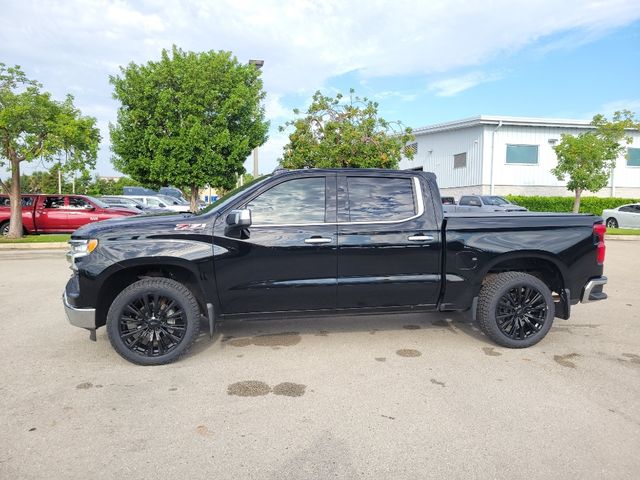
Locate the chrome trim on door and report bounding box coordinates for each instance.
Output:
[407,235,434,242]
[304,237,332,244]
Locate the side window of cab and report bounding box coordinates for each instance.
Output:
[246,177,326,225]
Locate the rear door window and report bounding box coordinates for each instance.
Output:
[345,176,416,222]
[69,197,92,209]
[43,196,65,209]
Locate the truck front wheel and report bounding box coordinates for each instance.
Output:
[106,278,201,365]
[477,272,554,348]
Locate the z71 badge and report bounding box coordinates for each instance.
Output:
[174,223,207,231]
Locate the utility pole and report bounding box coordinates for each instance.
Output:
[249,59,264,177]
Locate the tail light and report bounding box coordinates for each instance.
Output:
[593,223,606,265]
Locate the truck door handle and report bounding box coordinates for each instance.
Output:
[407,234,434,242]
[304,237,332,244]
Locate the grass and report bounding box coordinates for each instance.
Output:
[0,234,71,243]
[607,228,640,236]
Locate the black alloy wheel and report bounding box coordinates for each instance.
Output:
[107,278,201,365]
[477,271,555,348]
[118,293,187,357]
[495,285,547,340]
[1,222,9,236]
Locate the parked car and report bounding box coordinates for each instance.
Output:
[123,186,158,196]
[120,195,191,213]
[63,168,607,365]
[159,187,188,204]
[602,203,640,229]
[445,195,528,213]
[157,194,193,212]
[99,196,170,214]
[0,194,139,235]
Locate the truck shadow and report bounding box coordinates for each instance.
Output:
[186,310,492,358]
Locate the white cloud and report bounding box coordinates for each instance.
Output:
[1,0,639,175]
[428,71,505,97]
[265,93,291,121]
[599,99,640,117]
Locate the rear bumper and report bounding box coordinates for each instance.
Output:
[581,276,608,303]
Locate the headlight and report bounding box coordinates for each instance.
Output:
[67,239,99,269]
[69,239,99,255]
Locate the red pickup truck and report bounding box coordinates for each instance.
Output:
[0,194,139,235]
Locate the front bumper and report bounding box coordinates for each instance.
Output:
[63,290,96,329]
[581,276,608,303]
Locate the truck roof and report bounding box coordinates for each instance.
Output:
[273,167,437,182]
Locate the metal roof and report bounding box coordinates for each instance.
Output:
[412,115,594,135]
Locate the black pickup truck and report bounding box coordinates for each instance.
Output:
[63,168,608,365]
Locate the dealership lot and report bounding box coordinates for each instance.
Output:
[1,242,639,479]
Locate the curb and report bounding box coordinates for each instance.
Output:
[0,242,68,250]
[607,235,640,241]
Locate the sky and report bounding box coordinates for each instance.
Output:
[1,0,640,179]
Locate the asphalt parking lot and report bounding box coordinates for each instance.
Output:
[1,242,639,479]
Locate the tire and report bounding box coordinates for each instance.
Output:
[0,222,9,236]
[477,272,554,348]
[606,217,618,229]
[106,278,201,365]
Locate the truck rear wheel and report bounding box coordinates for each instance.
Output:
[477,272,554,348]
[106,278,201,365]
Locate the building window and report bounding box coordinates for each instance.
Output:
[404,142,418,156]
[454,152,467,169]
[506,144,538,164]
[628,148,640,167]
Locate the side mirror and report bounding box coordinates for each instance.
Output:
[226,209,252,227]
[84,205,95,211]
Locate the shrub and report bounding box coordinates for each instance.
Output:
[506,195,640,216]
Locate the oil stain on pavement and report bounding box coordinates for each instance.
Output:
[396,349,422,357]
[227,381,272,396]
[621,353,640,364]
[227,381,306,397]
[482,347,502,357]
[554,353,580,368]
[272,382,306,397]
[226,332,301,348]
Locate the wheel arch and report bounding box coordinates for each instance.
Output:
[480,250,567,292]
[95,258,210,328]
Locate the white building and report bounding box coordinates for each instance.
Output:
[399,115,640,198]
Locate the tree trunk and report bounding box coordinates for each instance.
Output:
[190,184,199,212]
[8,158,24,238]
[572,188,582,213]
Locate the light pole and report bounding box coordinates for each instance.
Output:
[249,59,264,177]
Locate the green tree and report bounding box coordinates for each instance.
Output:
[552,110,639,212]
[110,46,269,211]
[279,89,415,169]
[0,63,100,237]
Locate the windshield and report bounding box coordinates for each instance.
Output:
[86,196,110,208]
[157,194,182,205]
[481,196,510,206]
[195,175,272,216]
